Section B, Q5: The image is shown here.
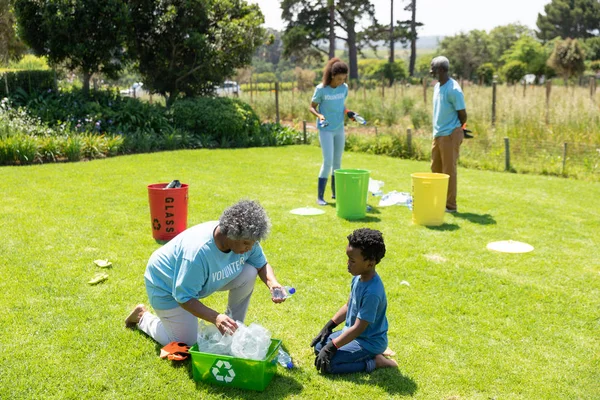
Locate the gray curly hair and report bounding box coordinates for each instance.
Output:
[219,200,271,241]
[431,56,450,71]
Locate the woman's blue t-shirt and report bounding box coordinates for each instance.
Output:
[311,83,348,131]
[342,274,388,354]
[144,221,267,310]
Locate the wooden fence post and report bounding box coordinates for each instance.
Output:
[407,128,412,157]
[504,137,510,171]
[492,77,497,126]
[303,120,307,144]
[275,82,280,124]
[562,142,568,175]
[381,75,385,99]
[4,73,9,96]
[545,79,552,125]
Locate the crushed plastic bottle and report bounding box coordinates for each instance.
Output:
[165,180,181,189]
[354,114,367,125]
[277,348,293,369]
[272,286,295,300]
[318,119,329,128]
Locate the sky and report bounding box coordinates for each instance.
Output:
[249,0,551,37]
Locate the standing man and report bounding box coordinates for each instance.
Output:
[430,56,467,213]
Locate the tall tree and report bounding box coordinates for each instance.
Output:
[127,0,264,107]
[547,37,586,82]
[0,0,26,64]
[438,30,491,79]
[328,0,335,58]
[14,0,129,94]
[405,0,418,76]
[500,35,547,76]
[281,0,377,80]
[488,24,532,68]
[536,0,600,41]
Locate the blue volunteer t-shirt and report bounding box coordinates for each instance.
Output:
[432,78,466,137]
[311,83,348,131]
[144,221,267,310]
[342,274,388,354]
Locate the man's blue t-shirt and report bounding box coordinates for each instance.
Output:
[144,221,267,310]
[342,274,388,354]
[311,83,348,131]
[432,78,466,137]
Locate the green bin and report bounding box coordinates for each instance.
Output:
[190,339,281,391]
[334,169,370,220]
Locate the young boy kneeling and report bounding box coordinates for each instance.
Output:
[312,228,398,374]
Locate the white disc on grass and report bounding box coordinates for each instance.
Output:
[290,207,325,216]
[486,240,534,253]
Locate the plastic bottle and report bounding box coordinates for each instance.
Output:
[318,119,329,128]
[165,180,181,189]
[354,115,367,125]
[277,348,293,369]
[272,286,295,300]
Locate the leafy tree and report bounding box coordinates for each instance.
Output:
[501,35,548,76]
[547,37,586,81]
[488,24,532,68]
[476,63,495,85]
[438,30,491,79]
[536,0,600,41]
[255,28,283,65]
[590,59,600,71]
[502,60,527,84]
[281,0,377,80]
[127,0,264,107]
[0,0,26,64]
[583,36,600,60]
[14,0,129,94]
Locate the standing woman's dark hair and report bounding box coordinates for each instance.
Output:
[322,57,349,86]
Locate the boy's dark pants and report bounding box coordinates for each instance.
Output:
[314,331,376,374]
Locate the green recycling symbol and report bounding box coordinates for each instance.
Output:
[211,359,235,383]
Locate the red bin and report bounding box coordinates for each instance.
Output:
[147,183,188,241]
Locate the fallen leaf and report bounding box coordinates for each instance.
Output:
[94,259,112,268]
[88,272,109,285]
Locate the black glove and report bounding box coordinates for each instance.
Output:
[315,341,338,373]
[310,319,338,347]
[346,110,356,120]
[463,128,474,139]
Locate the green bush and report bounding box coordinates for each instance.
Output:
[477,63,495,85]
[0,70,55,97]
[502,61,527,84]
[171,97,262,148]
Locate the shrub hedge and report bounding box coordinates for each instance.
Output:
[0,70,55,97]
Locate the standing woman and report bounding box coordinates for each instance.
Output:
[310,57,350,206]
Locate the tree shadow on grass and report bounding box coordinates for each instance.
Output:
[322,367,418,396]
[452,212,496,225]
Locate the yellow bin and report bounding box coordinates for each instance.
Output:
[411,173,449,226]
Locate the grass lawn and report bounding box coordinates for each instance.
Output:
[1,146,598,399]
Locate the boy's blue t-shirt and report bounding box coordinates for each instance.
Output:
[144,221,267,310]
[342,274,388,354]
[311,83,348,131]
[432,78,466,137]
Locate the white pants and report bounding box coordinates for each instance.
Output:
[138,264,258,346]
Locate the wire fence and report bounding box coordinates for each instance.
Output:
[233,79,600,182]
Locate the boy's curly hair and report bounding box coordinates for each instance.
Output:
[219,200,271,241]
[347,228,386,264]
